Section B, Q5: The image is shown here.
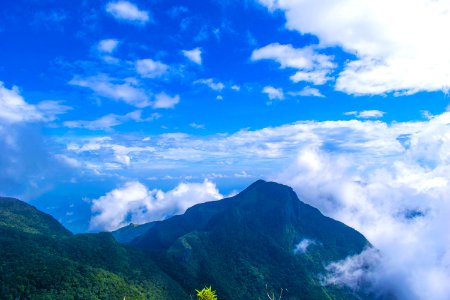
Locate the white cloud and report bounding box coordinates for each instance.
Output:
[182,48,202,65]
[63,117,412,176]
[106,1,150,25]
[262,85,284,100]
[294,239,315,254]
[135,59,168,78]
[190,122,205,129]
[323,248,382,291]
[273,113,450,299]
[0,82,70,123]
[97,39,119,53]
[258,0,450,95]
[234,171,251,178]
[289,86,324,98]
[69,75,150,108]
[35,100,72,121]
[194,78,225,91]
[89,180,223,231]
[63,110,160,130]
[251,43,335,85]
[290,70,329,85]
[152,92,179,109]
[231,85,240,91]
[345,110,385,119]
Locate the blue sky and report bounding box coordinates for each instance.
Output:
[1,0,449,228]
[1,0,450,229]
[2,1,450,297]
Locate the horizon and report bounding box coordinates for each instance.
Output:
[1,1,450,299]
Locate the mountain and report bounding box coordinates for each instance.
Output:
[1,181,383,300]
[0,197,186,300]
[119,180,375,299]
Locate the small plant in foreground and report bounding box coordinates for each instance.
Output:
[195,286,218,300]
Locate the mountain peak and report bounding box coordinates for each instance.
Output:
[244,179,291,191]
[130,180,369,256]
[233,179,300,215]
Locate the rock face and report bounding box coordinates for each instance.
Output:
[124,180,373,300]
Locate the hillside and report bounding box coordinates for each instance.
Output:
[0,197,71,237]
[0,197,186,300]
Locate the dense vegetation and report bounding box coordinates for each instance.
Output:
[0,197,186,300]
[0,181,388,299]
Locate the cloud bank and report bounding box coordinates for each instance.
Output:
[274,114,450,299]
[89,180,223,231]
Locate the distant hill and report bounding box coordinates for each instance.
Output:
[0,196,71,237]
[112,222,155,244]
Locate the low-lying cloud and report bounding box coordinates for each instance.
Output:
[275,113,450,299]
[89,179,223,231]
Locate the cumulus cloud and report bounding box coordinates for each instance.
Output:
[258,0,450,95]
[194,78,225,91]
[183,48,202,65]
[97,39,119,53]
[152,92,180,109]
[262,85,284,100]
[106,1,150,25]
[0,82,70,123]
[135,58,168,78]
[69,75,150,108]
[251,43,335,85]
[89,180,223,231]
[344,110,385,119]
